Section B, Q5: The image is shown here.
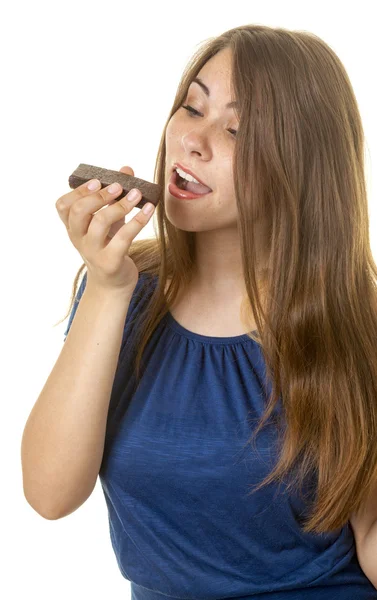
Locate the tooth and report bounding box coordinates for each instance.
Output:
[177,167,199,184]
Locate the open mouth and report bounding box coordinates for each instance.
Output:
[175,170,189,190]
[169,168,213,198]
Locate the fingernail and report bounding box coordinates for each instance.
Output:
[127,188,140,202]
[108,182,121,194]
[87,179,101,191]
[142,203,154,215]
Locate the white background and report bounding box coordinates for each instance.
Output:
[3,0,375,598]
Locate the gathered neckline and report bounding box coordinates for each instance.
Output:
[143,272,259,345]
[165,311,258,345]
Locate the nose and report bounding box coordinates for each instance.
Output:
[181,129,212,159]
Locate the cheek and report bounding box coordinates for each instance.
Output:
[166,111,189,141]
[165,127,180,151]
[166,113,180,135]
[165,118,174,143]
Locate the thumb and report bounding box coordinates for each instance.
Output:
[118,166,135,177]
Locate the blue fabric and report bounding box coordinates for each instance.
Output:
[63,273,88,341]
[64,271,377,599]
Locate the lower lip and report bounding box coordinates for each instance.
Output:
[168,170,212,200]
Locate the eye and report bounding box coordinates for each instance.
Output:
[181,105,237,138]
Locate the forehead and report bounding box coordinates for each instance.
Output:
[188,77,238,110]
[189,49,236,107]
[201,47,233,74]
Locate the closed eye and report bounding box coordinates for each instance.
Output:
[182,105,238,138]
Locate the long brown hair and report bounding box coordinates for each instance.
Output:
[56,25,377,535]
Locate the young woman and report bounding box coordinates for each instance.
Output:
[22,24,377,599]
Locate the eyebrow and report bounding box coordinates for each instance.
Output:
[191,77,239,109]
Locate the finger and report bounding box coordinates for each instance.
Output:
[57,167,134,218]
[56,179,111,228]
[107,166,135,207]
[107,216,126,239]
[85,188,143,252]
[56,170,136,234]
[68,182,129,239]
[105,202,155,256]
[106,167,135,238]
[119,166,134,177]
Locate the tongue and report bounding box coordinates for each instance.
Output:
[185,180,212,195]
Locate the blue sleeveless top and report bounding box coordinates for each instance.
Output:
[64,271,377,599]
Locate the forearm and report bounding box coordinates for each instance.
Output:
[21,283,132,519]
[357,519,377,589]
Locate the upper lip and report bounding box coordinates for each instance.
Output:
[173,163,212,190]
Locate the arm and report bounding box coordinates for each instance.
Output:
[21,282,133,520]
[350,476,377,589]
[354,519,377,589]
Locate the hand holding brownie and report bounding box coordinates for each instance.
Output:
[55,164,161,296]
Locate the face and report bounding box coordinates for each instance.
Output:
[164,47,240,232]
